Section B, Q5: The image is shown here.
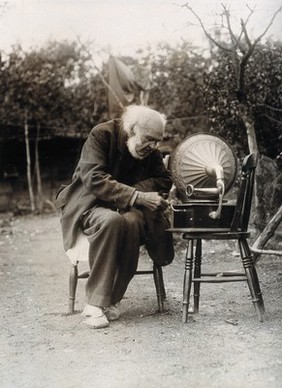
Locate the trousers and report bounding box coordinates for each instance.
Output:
[81,206,146,307]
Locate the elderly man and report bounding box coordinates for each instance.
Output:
[56,105,174,328]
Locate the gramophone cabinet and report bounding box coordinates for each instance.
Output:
[171,200,236,230]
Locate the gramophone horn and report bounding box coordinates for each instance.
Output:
[170,133,238,218]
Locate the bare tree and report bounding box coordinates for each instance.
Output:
[182,2,281,154]
[182,2,282,234]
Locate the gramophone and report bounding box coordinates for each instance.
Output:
[169,133,238,230]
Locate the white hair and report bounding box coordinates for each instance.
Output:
[122,105,167,136]
[126,131,143,159]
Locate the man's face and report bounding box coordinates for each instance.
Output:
[127,123,163,159]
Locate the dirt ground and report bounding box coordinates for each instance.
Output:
[0,212,282,388]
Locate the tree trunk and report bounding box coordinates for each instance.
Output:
[238,104,266,232]
[240,105,258,154]
[35,123,43,213]
[24,110,35,212]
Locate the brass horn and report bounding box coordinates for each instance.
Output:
[170,133,238,219]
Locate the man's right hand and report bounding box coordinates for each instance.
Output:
[135,191,168,212]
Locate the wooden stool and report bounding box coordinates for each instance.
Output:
[68,260,166,314]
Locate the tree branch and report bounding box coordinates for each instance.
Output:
[257,103,282,113]
[182,3,233,52]
[220,4,241,74]
[254,6,282,45]
[237,6,282,99]
[262,114,282,126]
[221,4,239,48]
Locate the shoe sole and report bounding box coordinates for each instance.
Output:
[82,315,109,329]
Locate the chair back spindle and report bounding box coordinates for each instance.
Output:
[230,153,257,232]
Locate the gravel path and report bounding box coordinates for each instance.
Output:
[1,213,282,388]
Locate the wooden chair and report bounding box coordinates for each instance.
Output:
[68,259,166,314]
[169,153,265,322]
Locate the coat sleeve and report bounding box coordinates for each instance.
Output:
[78,127,136,209]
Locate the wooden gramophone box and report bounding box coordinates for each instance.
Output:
[171,200,236,230]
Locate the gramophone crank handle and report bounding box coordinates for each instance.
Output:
[209,180,225,219]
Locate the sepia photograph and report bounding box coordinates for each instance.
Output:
[0,1,282,387]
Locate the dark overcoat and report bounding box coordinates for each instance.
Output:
[55,119,174,265]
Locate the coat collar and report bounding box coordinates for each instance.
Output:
[115,119,128,153]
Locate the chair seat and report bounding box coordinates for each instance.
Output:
[168,228,250,240]
[183,231,250,240]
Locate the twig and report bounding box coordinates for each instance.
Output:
[182,3,233,52]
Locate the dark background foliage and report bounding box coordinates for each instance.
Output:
[0,39,281,157]
[203,40,282,158]
[0,37,281,216]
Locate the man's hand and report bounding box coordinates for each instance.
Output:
[135,191,168,212]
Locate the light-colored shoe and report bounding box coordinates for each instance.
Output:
[104,303,120,321]
[81,304,103,317]
[82,314,109,329]
[81,304,109,329]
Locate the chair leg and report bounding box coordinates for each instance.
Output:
[183,239,194,323]
[239,239,265,321]
[193,239,202,313]
[69,263,78,314]
[153,264,165,312]
[160,272,166,301]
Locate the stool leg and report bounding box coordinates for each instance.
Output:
[153,264,165,312]
[239,239,265,321]
[183,239,194,323]
[69,263,78,314]
[193,239,202,313]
